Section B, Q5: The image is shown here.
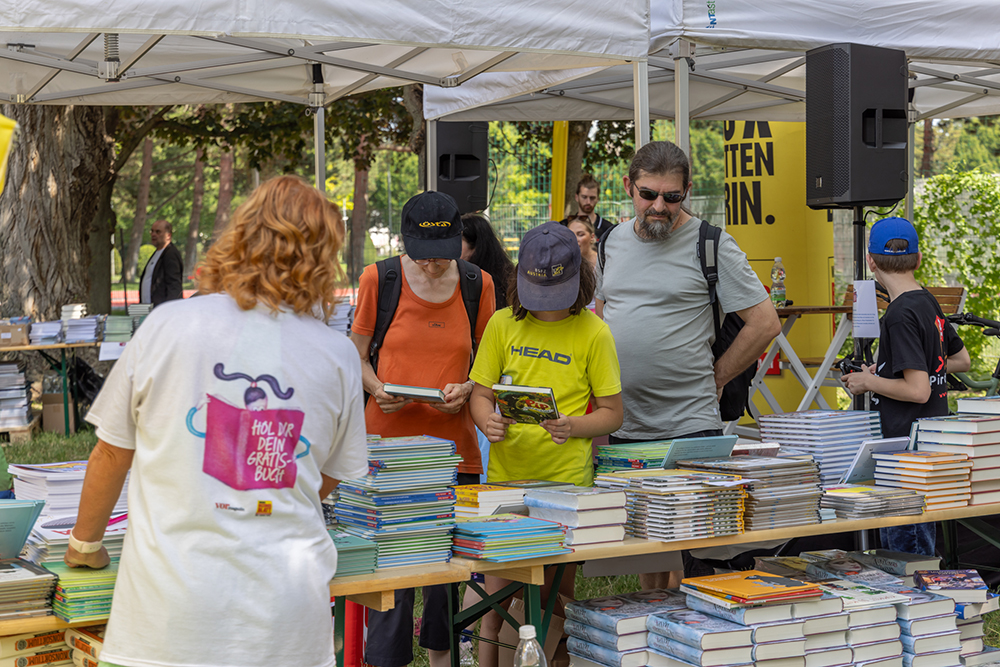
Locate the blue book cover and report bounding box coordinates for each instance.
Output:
[338,486,456,505]
[565,589,687,634]
[684,592,795,625]
[566,637,645,667]
[647,631,753,665]
[899,630,960,654]
[564,620,647,650]
[0,499,45,559]
[645,609,752,649]
[453,513,564,537]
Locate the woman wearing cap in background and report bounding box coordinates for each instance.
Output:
[350,191,496,667]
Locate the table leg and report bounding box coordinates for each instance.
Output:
[60,349,69,435]
[448,582,460,667]
[523,583,542,641]
[334,596,346,667]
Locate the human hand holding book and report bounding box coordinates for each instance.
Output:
[429,381,474,415]
[540,413,571,444]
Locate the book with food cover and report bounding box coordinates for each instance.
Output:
[492,384,558,424]
[381,383,445,402]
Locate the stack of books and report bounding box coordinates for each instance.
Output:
[43,562,117,623]
[594,441,675,473]
[102,315,134,342]
[564,589,688,667]
[28,321,63,345]
[8,461,129,517]
[0,500,58,622]
[872,450,973,511]
[335,435,460,568]
[451,513,569,562]
[757,410,882,485]
[454,484,525,518]
[0,361,30,428]
[127,303,153,332]
[675,455,823,530]
[848,548,941,587]
[328,529,378,577]
[24,514,128,565]
[803,556,904,587]
[0,630,70,666]
[947,573,1000,667]
[594,469,745,542]
[914,414,1000,506]
[957,396,1000,416]
[60,303,87,320]
[65,625,105,667]
[63,315,100,343]
[820,483,925,519]
[524,486,627,546]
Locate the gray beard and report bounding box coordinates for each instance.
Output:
[635,209,678,241]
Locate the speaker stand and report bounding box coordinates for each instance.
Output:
[852,205,870,412]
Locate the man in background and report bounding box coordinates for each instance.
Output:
[560,174,616,239]
[139,219,184,306]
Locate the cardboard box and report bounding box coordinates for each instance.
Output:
[0,324,28,347]
[498,596,567,667]
[42,394,76,434]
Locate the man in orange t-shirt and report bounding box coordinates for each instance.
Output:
[349,191,495,667]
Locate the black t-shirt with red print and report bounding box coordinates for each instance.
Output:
[873,288,965,438]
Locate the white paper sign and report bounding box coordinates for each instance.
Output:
[853,280,881,338]
[99,342,127,361]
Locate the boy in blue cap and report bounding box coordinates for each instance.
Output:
[843,216,970,555]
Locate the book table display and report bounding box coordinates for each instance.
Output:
[0,342,98,435]
[0,504,996,667]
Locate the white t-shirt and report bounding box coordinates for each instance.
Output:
[139,248,164,304]
[86,293,368,667]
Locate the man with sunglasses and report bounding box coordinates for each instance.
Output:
[595,141,781,587]
[559,174,616,240]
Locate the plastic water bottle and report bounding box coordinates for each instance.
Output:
[513,625,547,667]
[770,257,786,308]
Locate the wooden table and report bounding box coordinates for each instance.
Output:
[0,342,99,435]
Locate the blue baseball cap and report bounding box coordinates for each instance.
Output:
[869,217,919,255]
[517,221,581,311]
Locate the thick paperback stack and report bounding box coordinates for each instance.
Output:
[564,589,688,667]
[451,513,569,562]
[102,315,134,343]
[0,361,30,428]
[820,484,925,519]
[43,561,117,623]
[8,461,129,516]
[957,397,1000,416]
[873,450,972,511]
[65,625,105,667]
[675,455,823,529]
[524,486,627,546]
[914,414,1000,506]
[24,514,128,565]
[28,321,63,345]
[758,410,882,484]
[0,500,58,621]
[328,529,377,577]
[127,303,152,332]
[63,315,100,343]
[335,435,460,568]
[594,469,745,542]
[0,630,69,666]
[454,484,525,518]
[594,441,675,473]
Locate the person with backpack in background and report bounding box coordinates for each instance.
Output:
[349,191,496,667]
[595,141,780,588]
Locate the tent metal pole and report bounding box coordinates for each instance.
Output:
[314,106,326,192]
[632,61,650,147]
[427,120,439,191]
[674,41,692,159]
[906,103,917,221]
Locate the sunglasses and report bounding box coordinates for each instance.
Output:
[634,187,686,204]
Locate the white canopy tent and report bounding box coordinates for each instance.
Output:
[0,0,650,185]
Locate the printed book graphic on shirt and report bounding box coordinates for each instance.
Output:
[186,363,310,491]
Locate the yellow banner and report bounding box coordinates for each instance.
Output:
[0,113,16,195]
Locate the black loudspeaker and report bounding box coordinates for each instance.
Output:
[436,121,489,214]
[806,43,909,208]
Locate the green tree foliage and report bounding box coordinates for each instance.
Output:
[912,169,1000,369]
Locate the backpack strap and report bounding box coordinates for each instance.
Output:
[597,220,621,273]
[698,219,724,336]
[456,258,483,349]
[369,255,403,372]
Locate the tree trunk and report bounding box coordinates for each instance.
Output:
[185,146,206,272]
[403,84,426,191]
[349,165,370,284]
[563,121,590,218]
[921,118,934,177]
[124,135,155,281]
[212,146,235,242]
[0,105,112,320]
[88,179,117,315]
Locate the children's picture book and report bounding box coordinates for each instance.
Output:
[840,438,909,484]
[645,609,753,649]
[682,570,821,602]
[660,436,738,469]
[913,569,989,603]
[492,384,559,424]
[381,383,445,403]
[0,500,45,559]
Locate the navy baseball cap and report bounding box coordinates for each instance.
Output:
[869,217,919,255]
[517,221,581,311]
[400,191,463,260]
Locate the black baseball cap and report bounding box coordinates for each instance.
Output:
[517,221,581,311]
[400,191,463,261]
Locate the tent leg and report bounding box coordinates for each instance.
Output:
[633,61,650,148]
[906,104,916,221]
[314,106,326,193]
[426,120,439,192]
[673,41,692,159]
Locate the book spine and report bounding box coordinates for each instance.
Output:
[564,620,633,650]
[685,594,748,625]
[0,632,64,658]
[566,637,635,667]
[647,633,706,665]
[564,607,619,634]
[71,649,99,667]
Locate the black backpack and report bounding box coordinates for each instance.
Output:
[598,219,756,422]
[367,255,483,384]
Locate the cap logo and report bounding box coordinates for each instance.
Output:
[552,264,564,277]
[526,267,547,278]
[419,220,451,228]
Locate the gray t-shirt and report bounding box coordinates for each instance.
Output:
[595,216,768,439]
